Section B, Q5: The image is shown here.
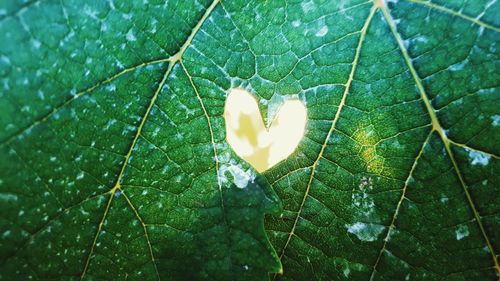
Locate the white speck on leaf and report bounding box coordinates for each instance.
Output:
[491,115,500,126]
[76,171,85,180]
[84,5,98,19]
[106,84,116,92]
[343,266,350,277]
[2,230,11,238]
[301,1,315,13]
[32,39,41,49]
[37,90,45,100]
[449,59,468,71]
[414,35,428,43]
[1,55,10,65]
[403,39,410,49]
[126,29,136,41]
[315,26,328,37]
[455,225,469,240]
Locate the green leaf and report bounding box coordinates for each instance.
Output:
[0,0,499,280]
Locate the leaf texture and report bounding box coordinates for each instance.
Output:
[0,0,499,280]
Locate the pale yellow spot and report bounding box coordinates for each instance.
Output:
[224,88,307,172]
[354,125,384,174]
[373,0,386,9]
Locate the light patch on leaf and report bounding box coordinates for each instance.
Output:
[343,266,350,278]
[455,225,469,240]
[218,164,255,188]
[32,39,41,49]
[126,29,137,41]
[414,35,428,43]
[106,84,116,92]
[466,148,490,166]
[352,177,376,218]
[346,222,385,242]
[315,26,328,37]
[0,193,18,202]
[2,230,11,238]
[449,59,468,71]
[76,171,85,180]
[358,176,373,190]
[301,1,315,13]
[491,115,500,126]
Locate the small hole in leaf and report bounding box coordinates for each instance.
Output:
[224,88,307,173]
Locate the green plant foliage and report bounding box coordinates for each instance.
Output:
[0,0,499,280]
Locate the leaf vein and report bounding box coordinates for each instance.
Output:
[79,0,221,278]
[369,131,432,280]
[274,5,378,277]
[405,0,500,32]
[380,2,500,275]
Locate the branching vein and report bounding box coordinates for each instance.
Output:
[275,4,377,277]
[1,57,171,146]
[369,131,432,280]
[79,0,220,279]
[379,1,500,276]
[120,188,160,281]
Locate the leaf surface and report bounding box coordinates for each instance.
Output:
[0,0,499,280]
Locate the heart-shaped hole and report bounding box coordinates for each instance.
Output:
[224,88,307,172]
